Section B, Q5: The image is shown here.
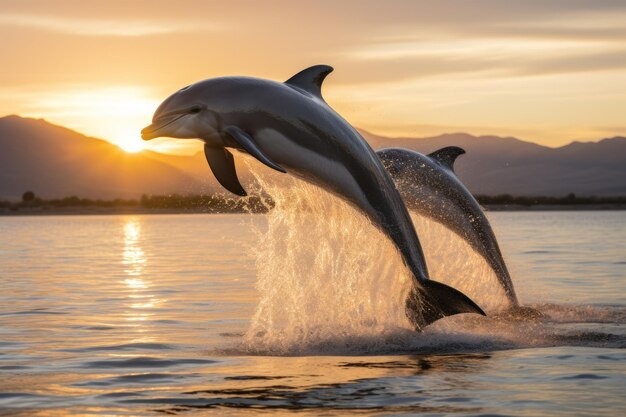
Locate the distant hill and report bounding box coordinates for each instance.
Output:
[361,130,626,196]
[0,115,216,199]
[0,115,624,199]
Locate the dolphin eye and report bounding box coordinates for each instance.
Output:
[189,106,202,114]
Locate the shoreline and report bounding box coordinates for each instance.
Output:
[482,203,626,211]
[0,207,253,216]
[1,204,625,216]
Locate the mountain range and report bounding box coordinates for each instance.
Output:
[0,115,624,200]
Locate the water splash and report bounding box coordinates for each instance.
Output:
[240,162,514,354]
[411,215,510,313]
[235,160,626,356]
[242,172,413,354]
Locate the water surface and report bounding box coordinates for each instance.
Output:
[0,211,624,416]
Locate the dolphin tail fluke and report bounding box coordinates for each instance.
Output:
[405,280,486,330]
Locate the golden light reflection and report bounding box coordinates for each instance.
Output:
[123,219,146,281]
[120,218,162,324]
[126,314,150,322]
[131,299,162,309]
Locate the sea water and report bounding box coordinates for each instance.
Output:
[0,204,624,415]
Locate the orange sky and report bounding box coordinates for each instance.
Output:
[1,0,625,154]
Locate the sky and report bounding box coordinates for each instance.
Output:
[1,0,625,154]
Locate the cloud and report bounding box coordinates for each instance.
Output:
[334,46,626,86]
[513,49,626,76]
[0,13,214,37]
[0,0,625,147]
[336,8,626,84]
[452,10,626,42]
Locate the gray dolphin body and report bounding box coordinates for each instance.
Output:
[141,65,485,328]
[377,147,519,306]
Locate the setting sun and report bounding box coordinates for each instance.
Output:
[15,86,203,155]
[16,86,171,153]
[118,136,145,153]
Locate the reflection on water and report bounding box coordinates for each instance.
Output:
[0,212,624,416]
[123,218,145,279]
[121,218,160,325]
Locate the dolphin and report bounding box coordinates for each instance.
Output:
[141,65,486,329]
[377,147,519,306]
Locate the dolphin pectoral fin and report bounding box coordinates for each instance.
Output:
[203,144,247,196]
[405,280,486,330]
[428,146,466,173]
[223,126,287,174]
[284,65,334,100]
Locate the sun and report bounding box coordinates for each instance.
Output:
[22,86,159,153]
[117,136,145,153]
[22,86,199,155]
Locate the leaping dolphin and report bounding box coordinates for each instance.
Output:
[141,65,486,329]
[377,147,519,306]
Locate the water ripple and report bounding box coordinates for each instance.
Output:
[81,356,216,369]
[59,342,175,352]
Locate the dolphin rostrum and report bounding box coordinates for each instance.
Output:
[377,147,519,306]
[141,65,486,328]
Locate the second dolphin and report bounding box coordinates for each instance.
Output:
[377,147,518,306]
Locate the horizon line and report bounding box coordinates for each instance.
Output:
[1,113,625,153]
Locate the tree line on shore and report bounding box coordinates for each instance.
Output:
[1,191,625,213]
[1,192,273,213]
[475,193,626,206]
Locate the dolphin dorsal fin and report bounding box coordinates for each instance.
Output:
[285,65,334,100]
[428,146,466,172]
